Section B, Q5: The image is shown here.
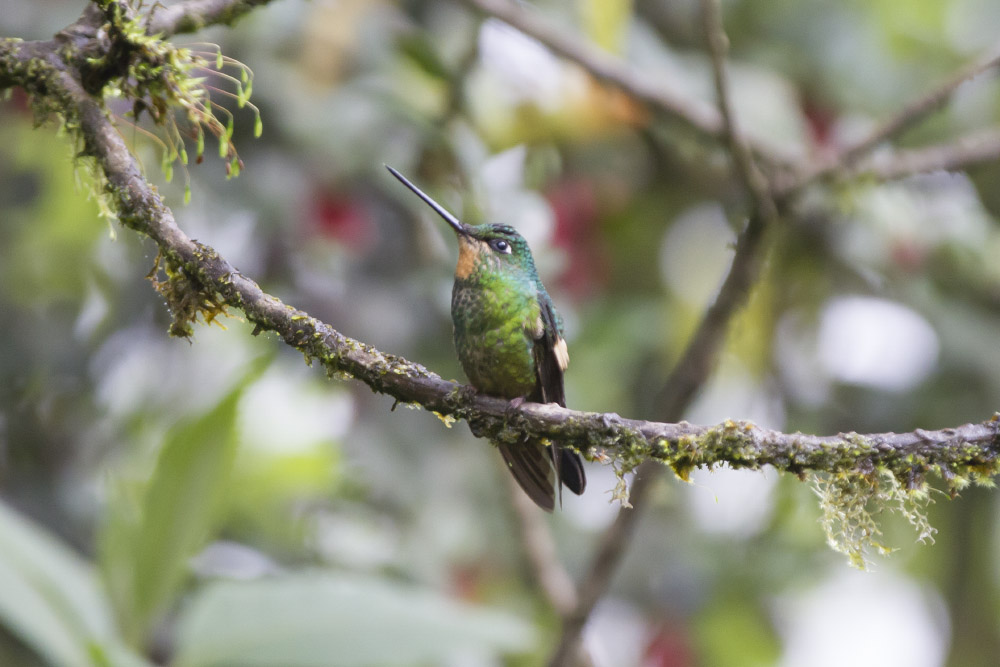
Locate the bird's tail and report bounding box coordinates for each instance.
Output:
[496,437,586,512]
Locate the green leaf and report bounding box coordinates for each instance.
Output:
[102,386,244,645]
[0,501,152,667]
[173,573,536,667]
[581,0,633,53]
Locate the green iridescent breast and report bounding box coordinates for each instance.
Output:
[451,271,541,398]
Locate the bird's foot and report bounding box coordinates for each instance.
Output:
[504,396,528,422]
[459,384,479,402]
[601,412,623,430]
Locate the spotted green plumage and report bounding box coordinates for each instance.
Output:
[388,167,585,511]
[451,226,543,397]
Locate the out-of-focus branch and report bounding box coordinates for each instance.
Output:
[778,46,1000,195]
[146,0,278,36]
[455,0,1000,197]
[848,128,1000,181]
[834,49,1000,167]
[505,476,578,617]
[700,0,777,224]
[455,0,796,168]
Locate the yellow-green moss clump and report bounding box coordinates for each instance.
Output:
[810,469,936,569]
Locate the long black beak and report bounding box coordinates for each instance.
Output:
[386,165,469,236]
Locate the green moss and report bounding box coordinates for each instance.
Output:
[146,249,231,338]
[810,469,936,569]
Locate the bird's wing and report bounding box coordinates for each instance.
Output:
[529,299,586,497]
[530,299,567,407]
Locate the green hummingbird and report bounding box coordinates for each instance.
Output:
[387,166,586,511]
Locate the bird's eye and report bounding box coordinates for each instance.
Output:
[491,239,511,254]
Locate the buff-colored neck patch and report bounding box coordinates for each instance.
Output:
[455,236,485,280]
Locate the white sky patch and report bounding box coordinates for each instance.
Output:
[562,464,628,532]
[477,18,571,112]
[817,296,939,392]
[688,467,778,538]
[660,203,735,309]
[478,146,555,247]
[774,568,949,667]
[686,362,786,429]
[774,311,832,407]
[94,325,250,418]
[240,368,354,454]
[584,598,648,667]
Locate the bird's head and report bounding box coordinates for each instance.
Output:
[387,166,539,282]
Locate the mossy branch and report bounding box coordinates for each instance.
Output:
[146,0,278,37]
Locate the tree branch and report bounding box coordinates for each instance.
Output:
[3,2,997,505]
[848,128,1000,181]
[835,48,1000,169]
[49,62,1000,479]
[9,16,1000,459]
[700,0,778,224]
[146,0,278,37]
[453,0,1000,198]
[454,0,795,168]
[778,45,1000,195]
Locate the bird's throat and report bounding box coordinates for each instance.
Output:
[455,236,483,280]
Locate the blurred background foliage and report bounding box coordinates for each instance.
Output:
[2,0,1000,665]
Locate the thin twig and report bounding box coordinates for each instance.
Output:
[146,0,277,37]
[778,45,1000,196]
[455,0,1000,198]
[848,128,1000,181]
[547,462,657,667]
[455,0,796,168]
[700,0,778,224]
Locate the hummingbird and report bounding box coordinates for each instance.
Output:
[387,166,586,511]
